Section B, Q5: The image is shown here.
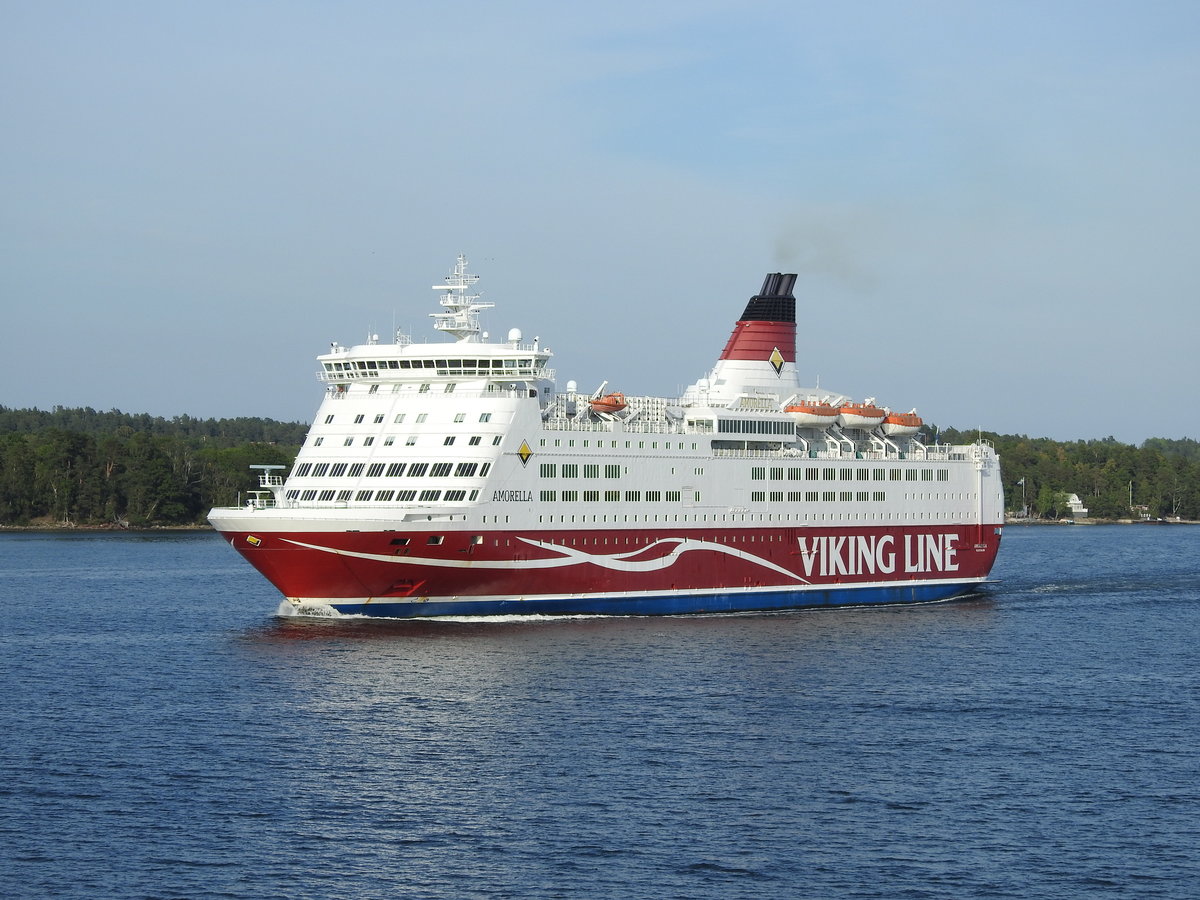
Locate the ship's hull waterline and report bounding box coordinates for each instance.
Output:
[212,521,1002,618]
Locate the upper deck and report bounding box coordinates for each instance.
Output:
[316,343,555,384]
[213,255,1002,522]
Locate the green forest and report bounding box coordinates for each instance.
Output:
[0,406,304,527]
[1,406,1198,526]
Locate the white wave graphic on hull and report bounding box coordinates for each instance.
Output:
[279,536,808,583]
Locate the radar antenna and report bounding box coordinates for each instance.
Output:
[429,254,493,343]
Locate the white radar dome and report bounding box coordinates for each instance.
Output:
[567,380,577,393]
[507,328,522,342]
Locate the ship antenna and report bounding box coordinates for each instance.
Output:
[429,253,494,343]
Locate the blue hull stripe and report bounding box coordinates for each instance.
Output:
[320,580,984,619]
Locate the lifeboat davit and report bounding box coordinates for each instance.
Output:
[589,392,628,414]
[785,401,838,427]
[836,402,886,429]
[881,411,923,436]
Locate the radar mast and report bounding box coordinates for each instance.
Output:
[429,254,493,343]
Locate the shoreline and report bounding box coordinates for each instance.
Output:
[0,523,214,533]
[1005,517,1197,526]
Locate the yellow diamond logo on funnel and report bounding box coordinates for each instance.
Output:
[769,346,785,375]
[518,440,533,466]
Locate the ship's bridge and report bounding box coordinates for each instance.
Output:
[317,344,555,383]
[316,255,556,384]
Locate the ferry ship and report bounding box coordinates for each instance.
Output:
[208,255,1004,617]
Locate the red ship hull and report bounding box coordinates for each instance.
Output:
[216,522,1002,617]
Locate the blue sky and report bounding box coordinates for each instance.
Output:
[3,1,1197,443]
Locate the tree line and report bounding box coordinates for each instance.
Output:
[0,406,304,526]
[0,406,1197,526]
[937,427,1200,520]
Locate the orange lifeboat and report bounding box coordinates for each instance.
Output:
[785,401,838,427]
[836,402,886,429]
[881,411,923,436]
[589,392,628,414]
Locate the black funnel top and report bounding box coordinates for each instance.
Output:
[739,273,796,323]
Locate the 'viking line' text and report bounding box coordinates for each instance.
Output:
[797,533,960,577]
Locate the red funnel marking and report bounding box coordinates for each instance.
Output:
[718,272,798,362]
[719,320,795,361]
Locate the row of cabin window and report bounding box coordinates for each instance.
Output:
[537,463,705,478]
[749,466,950,482]
[750,491,889,502]
[532,490,891,503]
[538,463,625,478]
[541,439,697,450]
[325,359,538,371]
[292,461,492,478]
[716,419,797,435]
[346,383,530,395]
[311,434,502,448]
[286,488,480,503]
[284,488,963,507]
[324,412,494,425]
[537,490,687,502]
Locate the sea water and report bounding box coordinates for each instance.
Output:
[1,525,1197,899]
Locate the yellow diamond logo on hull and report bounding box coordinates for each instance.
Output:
[518,440,533,466]
[769,346,785,375]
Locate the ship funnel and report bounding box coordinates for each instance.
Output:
[716,271,798,367]
[682,269,803,405]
